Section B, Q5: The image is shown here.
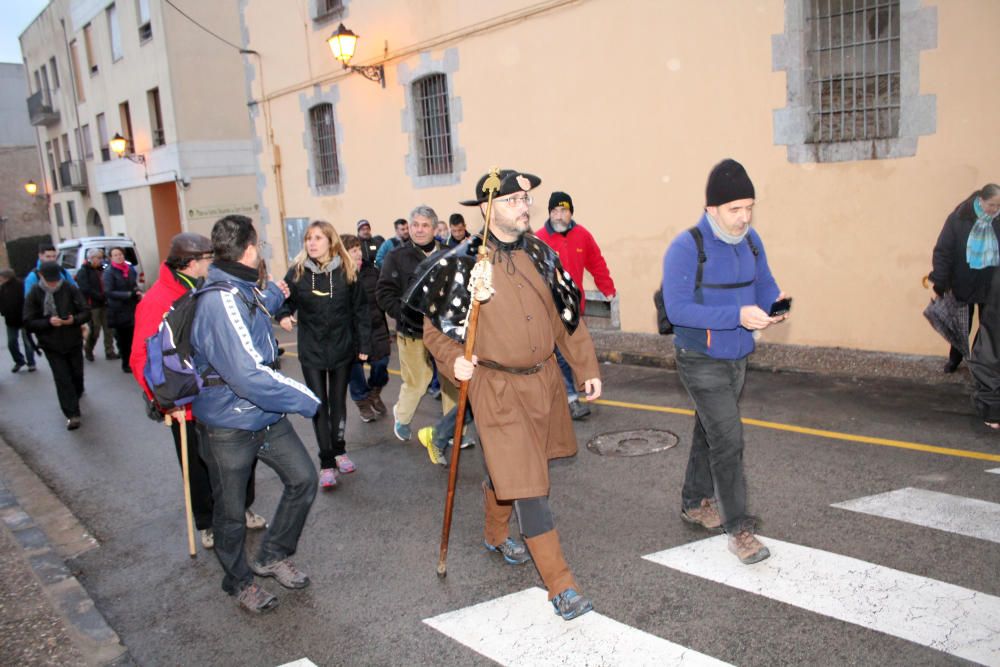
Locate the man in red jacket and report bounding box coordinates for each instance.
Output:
[131,233,266,549]
[536,191,616,419]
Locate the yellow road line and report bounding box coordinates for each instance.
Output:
[280,355,1000,463]
[595,398,1000,463]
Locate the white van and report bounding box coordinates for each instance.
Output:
[57,236,147,287]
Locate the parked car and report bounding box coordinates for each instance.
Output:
[57,236,147,288]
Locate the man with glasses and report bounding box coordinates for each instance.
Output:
[412,169,603,621]
[131,232,268,553]
[375,205,451,441]
[536,191,616,420]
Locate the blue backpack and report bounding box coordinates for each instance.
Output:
[143,282,251,410]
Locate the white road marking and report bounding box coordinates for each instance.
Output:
[987,468,1000,475]
[423,587,731,666]
[644,536,1000,666]
[276,660,317,667]
[832,487,1000,544]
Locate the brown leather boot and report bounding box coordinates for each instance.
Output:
[355,397,377,422]
[524,529,578,600]
[369,385,387,414]
[482,481,513,547]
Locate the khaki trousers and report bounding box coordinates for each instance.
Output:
[395,334,454,425]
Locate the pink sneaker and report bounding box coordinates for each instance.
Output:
[335,454,356,474]
[319,468,338,489]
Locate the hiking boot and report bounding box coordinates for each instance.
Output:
[356,398,377,423]
[369,386,387,414]
[84,349,95,362]
[728,530,770,564]
[200,529,214,549]
[66,416,81,431]
[392,405,411,441]
[236,582,278,613]
[335,454,356,474]
[459,435,476,449]
[418,427,447,466]
[250,558,310,589]
[11,362,24,373]
[107,352,120,361]
[568,399,591,420]
[245,510,268,530]
[484,537,532,565]
[680,498,723,531]
[27,365,36,372]
[551,588,593,621]
[319,468,338,489]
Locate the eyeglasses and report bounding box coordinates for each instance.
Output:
[498,195,532,208]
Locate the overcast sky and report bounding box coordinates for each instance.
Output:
[0,0,52,64]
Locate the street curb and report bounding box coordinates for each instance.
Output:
[0,476,127,666]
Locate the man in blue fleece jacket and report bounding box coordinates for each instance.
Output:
[662,158,789,565]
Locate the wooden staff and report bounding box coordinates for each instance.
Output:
[437,168,502,578]
[167,412,198,558]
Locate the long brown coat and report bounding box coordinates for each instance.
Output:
[423,247,600,501]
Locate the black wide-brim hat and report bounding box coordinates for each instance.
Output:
[459,169,541,206]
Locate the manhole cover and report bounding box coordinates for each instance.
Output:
[587,429,679,457]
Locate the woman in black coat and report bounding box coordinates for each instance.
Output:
[103,247,141,373]
[930,183,1000,372]
[276,221,371,488]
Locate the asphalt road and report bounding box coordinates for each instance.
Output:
[1,329,998,666]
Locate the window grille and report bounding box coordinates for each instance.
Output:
[309,104,340,187]
[806,0,900,143]
[412,73,453,176]
[316,0,342,18]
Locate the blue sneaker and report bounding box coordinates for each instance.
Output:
[392,404,411,441]
[551,588,593,620]
[484,538,532,565]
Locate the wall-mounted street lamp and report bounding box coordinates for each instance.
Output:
[327,23,385,88]
[24,180,38,195]
[110,132,145,164]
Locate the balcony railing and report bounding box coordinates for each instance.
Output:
[27,90,60,126]
[58,160,88,193]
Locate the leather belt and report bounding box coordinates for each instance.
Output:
[477,356,550,375]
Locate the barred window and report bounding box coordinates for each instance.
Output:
[807,0,900,143]
[315,0,342,20]
[412,73,453,176]
[309,103,340,188]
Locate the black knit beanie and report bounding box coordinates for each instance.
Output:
[548,191,574,213]
[705,159,755,206]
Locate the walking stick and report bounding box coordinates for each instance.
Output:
[438,168,501,578]
[176,413,197,559]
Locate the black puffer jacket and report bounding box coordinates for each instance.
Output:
[24,282,91,353]
[103,264,140,328]
[76,263,107,307]
[930,194,1000,304]
[276,259,372,369]
[358,260,391,360]
[0,279,26,327]
[375,243,441,338]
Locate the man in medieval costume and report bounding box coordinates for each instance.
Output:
[406,169,602,620]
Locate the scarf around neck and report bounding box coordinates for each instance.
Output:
[39,279,64,318]
[111,261,131,280]
[213,259,260,283]
[966,197,999,270]
[705,211,750,245]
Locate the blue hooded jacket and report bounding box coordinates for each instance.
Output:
[662,213,780,360]
[191,265,319,430]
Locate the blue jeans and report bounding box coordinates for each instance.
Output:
[432,403,474,451]
[555,348,577,402]
[674,347,750,534]
[198,417,318,594]
[6,324,34,367]
[348,356,390,401]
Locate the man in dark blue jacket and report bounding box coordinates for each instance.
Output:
[191,215,320,613]
[662,159,788,566]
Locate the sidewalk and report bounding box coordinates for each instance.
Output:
[0,435,128,667]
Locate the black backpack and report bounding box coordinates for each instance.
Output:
[654,227,758,335]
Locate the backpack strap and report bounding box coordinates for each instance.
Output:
[693,227,760,292]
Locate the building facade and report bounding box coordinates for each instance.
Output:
[237,0,995,357]
[19,0,259,282]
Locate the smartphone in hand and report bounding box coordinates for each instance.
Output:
[769,297,792,317]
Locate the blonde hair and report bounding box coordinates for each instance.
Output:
[290,220,357,283]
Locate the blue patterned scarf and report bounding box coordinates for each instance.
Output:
[966,197,999,269]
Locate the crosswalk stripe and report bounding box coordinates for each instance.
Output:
[832,487,1000,544]
[276,660,317,667]
[644,536,1000,666]
[988,468,1000,475]
[423,587,731,666]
